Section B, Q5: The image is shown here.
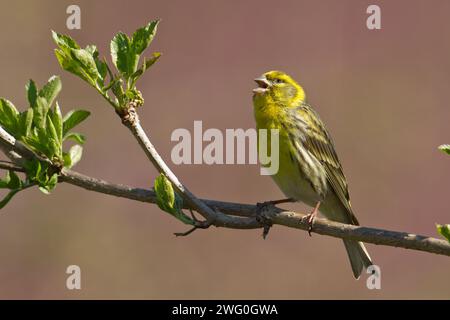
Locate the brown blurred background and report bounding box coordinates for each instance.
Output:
[0,0,449,299]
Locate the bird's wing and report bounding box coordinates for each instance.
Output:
[293,103,359,225]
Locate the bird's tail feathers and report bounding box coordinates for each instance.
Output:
[342,239,373,279]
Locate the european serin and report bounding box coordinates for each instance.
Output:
[253,70,372,279]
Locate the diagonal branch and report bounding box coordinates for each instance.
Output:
[118,106,259,229]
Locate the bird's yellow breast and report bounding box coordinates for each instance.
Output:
[253,95,324,206]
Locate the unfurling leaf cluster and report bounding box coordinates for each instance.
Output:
[53,20,161,111]
[0,76,90,207]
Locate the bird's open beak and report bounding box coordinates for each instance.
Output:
[253,76,270,94]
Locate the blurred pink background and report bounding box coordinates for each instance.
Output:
[0,0,449,299]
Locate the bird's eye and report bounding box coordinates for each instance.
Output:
[273,78,284,84]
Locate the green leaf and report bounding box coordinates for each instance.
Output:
[85,44,97,55]
[438,144,450,155]
[55,49,85,83]
[68,145,83,168]
[23,158,58,194]
[131,20,159,55]
[111,32,138,77]
[50,103,63,145]
[52,30,80,50]
[88,45,108,84]
[102,77,120,92]
[62,110,90,136]
[0,98,19,133]
[63,145,84,168]
[155,174,176,213]
[0,189,20,209]
[38,186,50,194]
[23,159,41,181]
[35,126,53,157]
[0,170,22,191]
[0,171,25,209]
[154,174,193,225]
[70,48,100,85]
[8,171,21,189]
[96,58,108,82]
[18,108,33,138]
[110,20,160,80]
[52,32,96,85]
[131,52,161,83]
[22,130,50,156]
[103,60,113,78]
[0,171,11,188]
[26,79,38,107]
[55,48,98,87]
[437,224,450,243]
[143,51,161,68]
[111,79,125,105]
[32,96,49,128]
[24,159,59,196]
[46,115,61,158]
[49,138,60,159]
[63,152,72,168]
[38,173,57,194]
[46,173,58,192]
[39,75,62,107]
[63,132,86,144]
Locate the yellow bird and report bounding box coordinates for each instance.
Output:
[253,70,372,278]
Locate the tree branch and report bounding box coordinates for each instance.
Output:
[60,168,260,229]
[1,118,450,257]
[57,168,450,257]
[0,161,25,172]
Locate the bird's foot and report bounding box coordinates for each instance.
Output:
[256,198,293,239]
[303,201,321,236]
[256,201,274,239]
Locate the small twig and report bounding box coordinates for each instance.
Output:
[174,220,211,237]
[174,208,212,237]
[188,208,199,222]
[174,226,199,237]
[0,161,25,172]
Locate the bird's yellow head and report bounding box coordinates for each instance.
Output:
[252,71,305,108]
